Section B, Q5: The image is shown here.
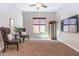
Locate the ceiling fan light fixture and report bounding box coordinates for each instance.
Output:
[36,3,41,7]
[30,3,47,10]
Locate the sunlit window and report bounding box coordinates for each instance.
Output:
[33,17,46,33]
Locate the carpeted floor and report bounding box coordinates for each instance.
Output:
[0,40,79,56]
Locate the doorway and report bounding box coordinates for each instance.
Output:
[49,21,57,40]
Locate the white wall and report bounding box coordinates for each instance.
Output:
[23,12,56,39]
[0,3,23,27]
[56,3,79,52]
[0,3,23,50]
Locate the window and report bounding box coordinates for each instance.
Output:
[61,15,78,32]
[33,17,46,33]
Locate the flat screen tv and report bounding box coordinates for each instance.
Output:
[61,15,78,32]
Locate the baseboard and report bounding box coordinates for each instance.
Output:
[58,39,79,52]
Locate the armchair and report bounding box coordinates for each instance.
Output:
[0,27,19,53]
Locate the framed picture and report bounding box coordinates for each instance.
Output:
[9,18,15,27]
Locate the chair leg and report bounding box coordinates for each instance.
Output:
[23,38,24,42]
[3,45,6,53]
[19,38,21,43]
[17,43,19,51]
[7,45,8,48]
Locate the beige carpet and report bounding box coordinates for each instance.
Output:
[0,40,79,56]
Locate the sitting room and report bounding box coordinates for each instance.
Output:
[0,2,79,56]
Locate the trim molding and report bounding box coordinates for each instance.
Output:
[58,39,79,52]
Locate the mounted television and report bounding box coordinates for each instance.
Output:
[61,15,78,32]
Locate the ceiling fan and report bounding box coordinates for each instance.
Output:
[30,3,47,10]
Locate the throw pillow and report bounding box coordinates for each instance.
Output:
[7,34,13,41]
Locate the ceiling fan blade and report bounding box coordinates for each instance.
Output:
[41,5,47,8]
[30,4,36,6]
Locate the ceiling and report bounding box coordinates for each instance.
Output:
[16,3,64,12]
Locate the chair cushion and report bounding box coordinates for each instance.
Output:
[21,32,26,35]
[7,34,14,41]
[8,39,18,44]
